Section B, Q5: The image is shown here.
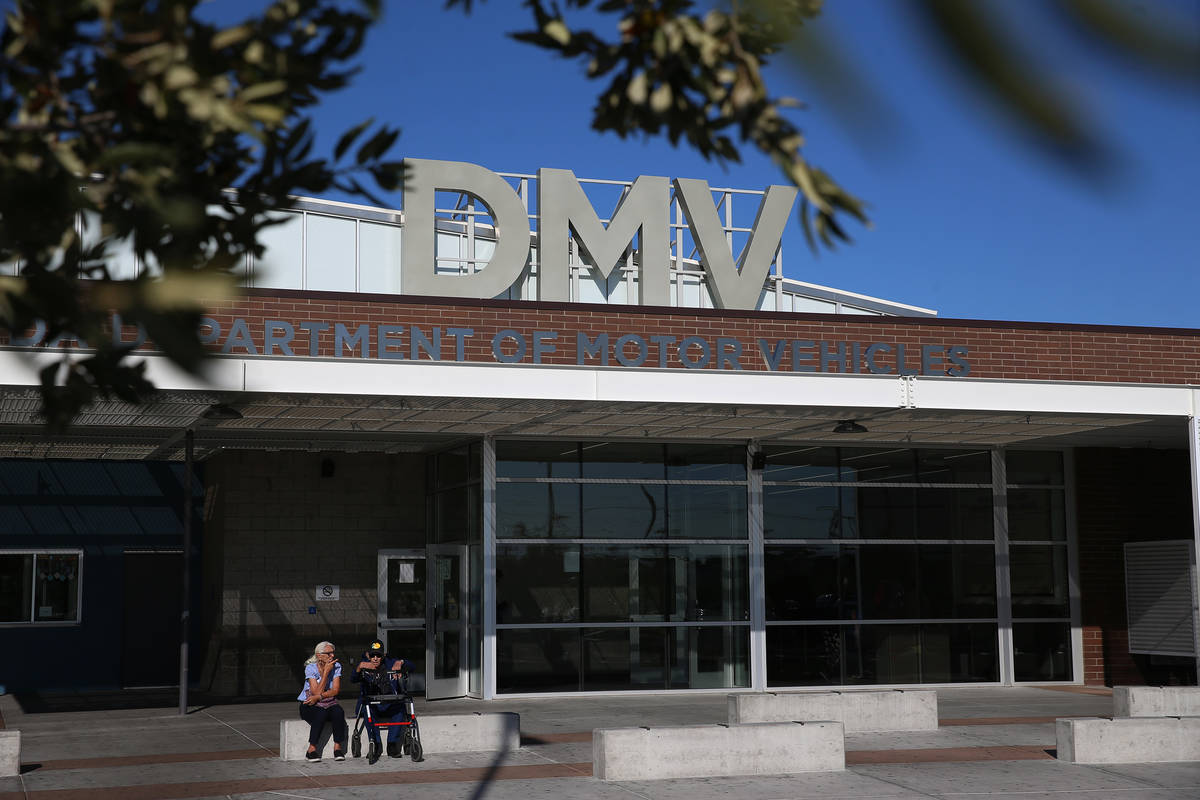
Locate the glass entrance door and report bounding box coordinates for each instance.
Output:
[426,544,468,699]
[377,549,426,690]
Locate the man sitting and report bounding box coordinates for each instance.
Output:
[352,638,407,764]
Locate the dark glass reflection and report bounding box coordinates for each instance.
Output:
[840,448,916,483]
[581,442,664,479]
[1008,489,1066,541]
[667,485,747,539]
[496,544,580,623]
[1010,545,1070,618]
[1006,451,1064,485]
[666,444,746,481]
[498,625,749,693]
[497,628,581,693]
[764,485,841,539]
[916,449,991,483]
[496,483,580,538]
[1013,622,1072,681]
[582,484,665,538]
[915,488,993,539]
[767,622,999,686]
[496,442,581,479]
[762,446,840,482]
[917,545,997,618]
[765,545,859,621]
[850,487,916,539]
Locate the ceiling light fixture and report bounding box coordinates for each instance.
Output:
[833,420,868,434]
[201,403,243,421]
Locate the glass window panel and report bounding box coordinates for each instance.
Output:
[496,441,580,479]
[916,488,993,540]
[1013,622,1072,681]
[579,544,747,623]
[919,623,999,683]
[917,545,997,618]
[580,442,664,480]
[846,624,921,684]
[916,450,991,483]
[665,444,746,481]
[0,554,33,623]
[859,545,920,619]
[435,447,472,489]
[840,448,916,483]
[1008,489,1066,541]
[765,545,859,621]
[358,221,402,294]
[1010,545,1070,618]
[847,486,916,539]
[385,559,425,619]
[675,625,749,689]
[582,484,665,538]
[667,485,746,539]
[762,446,840,482]
[254,211,303,289]
[1007,451,1064,485]
[81,210,137,279]
[767,625,843,686]
[496,544,580,624]
[582,628,634,690]
[764,485,842,539]
[34,553,79,622]
[684,546,748,622]
[305,214,356,291]
[497,628,580,693]
[581,544,665,622]
[496,483,580,538]
[432,487,475,544]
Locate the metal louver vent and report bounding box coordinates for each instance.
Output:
[1124,540,1198,657]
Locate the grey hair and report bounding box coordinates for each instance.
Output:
[304,640,335,666]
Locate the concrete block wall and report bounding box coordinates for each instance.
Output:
[200,450,425,697]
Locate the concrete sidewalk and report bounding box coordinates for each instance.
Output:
[2,686,1197,799]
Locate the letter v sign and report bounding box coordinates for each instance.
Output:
[673,179,797,311]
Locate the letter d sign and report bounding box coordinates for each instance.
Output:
[402,159,531,298]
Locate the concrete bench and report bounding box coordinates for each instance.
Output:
[1113,686,1200,717]
[0,730,18,777]
[1056,717,1200,764]
[593,721,844,781]
[279,712,520,760]
[728,689,938,732]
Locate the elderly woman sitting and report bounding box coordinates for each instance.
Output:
[297,640,347,761]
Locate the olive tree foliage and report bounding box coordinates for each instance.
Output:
[0,0,402,429]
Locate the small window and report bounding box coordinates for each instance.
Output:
[0,551,81,624]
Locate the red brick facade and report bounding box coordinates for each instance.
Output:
[176,289,1200,384]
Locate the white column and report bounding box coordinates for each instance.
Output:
[747,441,766,691]
[1189,393,1200,681]
[482,435,498,700]
[993,448,1015,685]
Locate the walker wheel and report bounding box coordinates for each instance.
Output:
[409,736,423,763]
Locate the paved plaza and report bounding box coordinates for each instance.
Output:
[1,685,1197,799]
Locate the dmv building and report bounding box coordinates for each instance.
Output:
[1,160,1197,699]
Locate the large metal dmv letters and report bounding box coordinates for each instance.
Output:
[400,158,799,311]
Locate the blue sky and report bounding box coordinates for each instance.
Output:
[265,3,1197,327]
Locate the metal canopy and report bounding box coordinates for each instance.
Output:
[0,386,1185,462]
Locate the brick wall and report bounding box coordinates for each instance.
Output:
[198,450,425,698]
[1074,447,1196,686]
[179,290,1200,384]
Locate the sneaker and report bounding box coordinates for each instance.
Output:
[305,750,321,761]
[387,740,400,758]
[333,748,346,762]
[367,741,380,765]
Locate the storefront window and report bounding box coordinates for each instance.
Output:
[496,440,749,693]
[0,551,81,624]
